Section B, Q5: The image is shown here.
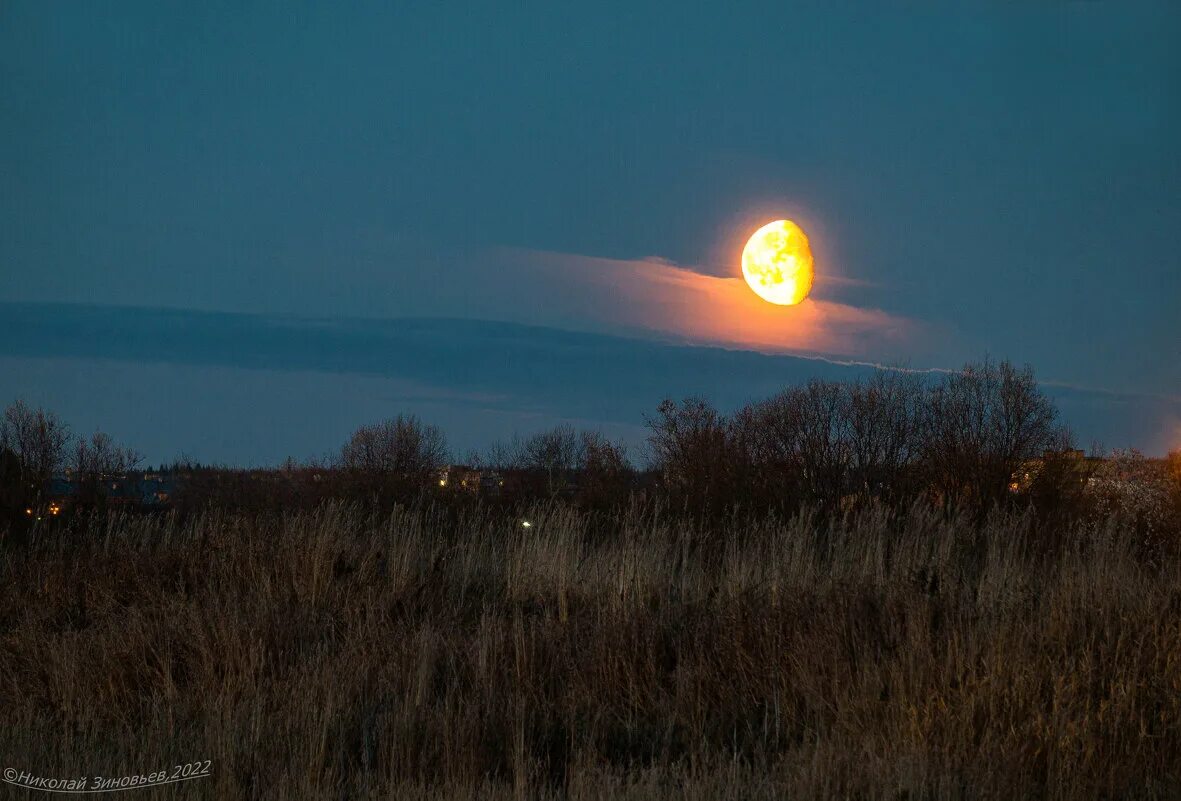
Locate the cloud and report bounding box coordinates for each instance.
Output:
[492,248,923,359]
[2,303,1176,459]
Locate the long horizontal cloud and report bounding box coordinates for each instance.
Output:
[2,303,1177,458]
[488,248,924,359]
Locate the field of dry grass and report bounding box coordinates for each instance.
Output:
[2,502,1180,799]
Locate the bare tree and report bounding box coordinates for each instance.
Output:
[475,427,631,503]
[73,431,143,476]
[337,416,448,489]
[922,358,1061,508]
[646,398,737,513]
[745,380,852,510]
[734,373,929,511]
[578,431,632,508]
[0,400,71,487]
[517,425,581,495]
[580,431,629,476]
[730,400,798,511]
[71,431,145,506]
[844,371,925,502]
[795,380,853,508]
[472,439,516,472]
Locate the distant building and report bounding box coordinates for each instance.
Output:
[1009,449,1093,493]
[41,472,179,512]
[437,466,505,496]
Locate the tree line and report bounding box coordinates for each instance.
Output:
[4,358,1177,525]
[649,358,1067,515]
[0,400,143,518]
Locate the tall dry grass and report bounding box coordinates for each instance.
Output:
[1,502,1180,799]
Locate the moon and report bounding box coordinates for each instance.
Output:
[741,219,815,306]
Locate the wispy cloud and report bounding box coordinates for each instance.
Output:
[496,248,924,359]
[3,302,1177,457]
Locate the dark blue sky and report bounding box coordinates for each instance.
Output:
[2,3,1178,461]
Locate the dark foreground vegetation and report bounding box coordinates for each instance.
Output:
[2,359,1181,799]
[4,501,1181,799]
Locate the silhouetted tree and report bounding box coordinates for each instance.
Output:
[72,431,144,506]
[516,425,581,496]
[742,381,851,511]
[577,431,632,509]
[844,371,925,503]
[646,398,738,514]
[337,415,448,496]
[729,401,796,512]
[73,431,143,476]
[794,380,854,508]
[0,400,70,514]
[922,359,1061,509]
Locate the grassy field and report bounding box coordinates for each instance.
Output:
[2,502,1180,799]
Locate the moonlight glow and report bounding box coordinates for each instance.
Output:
[741,220,815,306]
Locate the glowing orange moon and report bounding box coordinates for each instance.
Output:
[741,219,814,306]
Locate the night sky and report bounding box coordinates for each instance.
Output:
[2,3,1178,463]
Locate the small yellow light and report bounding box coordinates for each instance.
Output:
[438,479,447,487]
[521,520,532,529]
